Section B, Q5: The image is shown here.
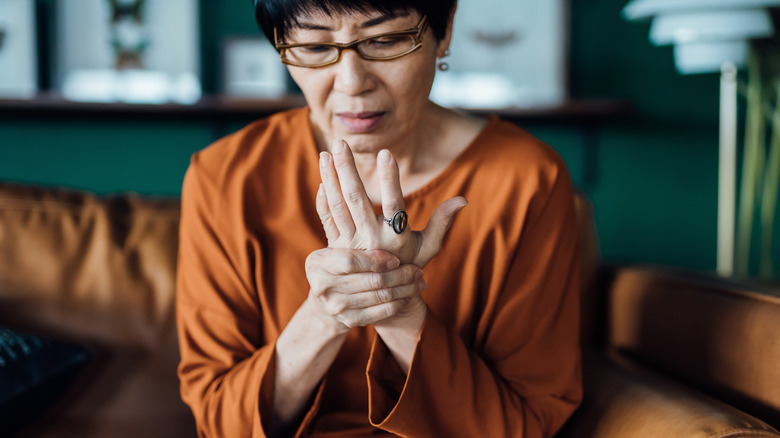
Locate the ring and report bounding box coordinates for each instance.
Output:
[384,210,408,234]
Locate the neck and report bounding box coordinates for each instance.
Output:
[309,102,478,204]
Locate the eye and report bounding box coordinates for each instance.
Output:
[366,36,406,47]
[299,45,332,54]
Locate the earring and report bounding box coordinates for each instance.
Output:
[437,49,451,71]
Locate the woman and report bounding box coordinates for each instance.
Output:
[176,0,582,437]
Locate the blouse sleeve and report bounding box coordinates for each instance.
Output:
[176,156,323,438]
[365,165,583,438]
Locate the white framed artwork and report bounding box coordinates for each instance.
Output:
[431,0,568,108]
[0,0,37,98]
[222,37,289,99]
[55,0,201,104]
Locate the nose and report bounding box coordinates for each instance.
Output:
[332,49,375,96]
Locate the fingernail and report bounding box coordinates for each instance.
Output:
[332,138,346,153]
[378,149,391,165]
[417,279,428,291]
[386,257,400,270]
[319,152,329,168]
[415,269,424,280]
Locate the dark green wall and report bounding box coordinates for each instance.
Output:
[0,0,728,271]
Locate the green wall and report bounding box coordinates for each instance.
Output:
[0,0,736,272]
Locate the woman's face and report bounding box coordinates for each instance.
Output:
[283,9,450,154]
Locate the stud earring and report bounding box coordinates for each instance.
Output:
[437,49,451,71]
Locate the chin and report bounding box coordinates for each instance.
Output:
[340,135,386,154]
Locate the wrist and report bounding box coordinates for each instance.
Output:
[375,296,427,332]
[303,293,351,337]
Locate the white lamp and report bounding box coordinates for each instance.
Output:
[622,0,780,276]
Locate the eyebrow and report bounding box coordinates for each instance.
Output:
[294,11,410,31]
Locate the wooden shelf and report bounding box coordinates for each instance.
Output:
[0,94,634,123]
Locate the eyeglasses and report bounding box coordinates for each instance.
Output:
[274,15,428,68]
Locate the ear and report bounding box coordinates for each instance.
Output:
[436,2,457,57]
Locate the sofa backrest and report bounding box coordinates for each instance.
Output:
[0,182,195,437]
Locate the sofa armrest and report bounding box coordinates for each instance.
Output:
[557,350,780,438]
[600,265,780,429]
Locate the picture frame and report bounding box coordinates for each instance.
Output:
[0,0,37,98]
[221,36,289,99]
[431,0,568,108]
[54,0,201,104]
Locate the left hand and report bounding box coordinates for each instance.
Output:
[317,138,467,267]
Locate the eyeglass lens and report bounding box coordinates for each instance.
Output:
[284,34,417,66]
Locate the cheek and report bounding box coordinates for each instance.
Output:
[288,68,329,103]
[389,59,437,106]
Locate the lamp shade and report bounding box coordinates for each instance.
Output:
[673,41,748,74]
[623,0,779,74]
[650,10,774,45]
[624,0,780,20]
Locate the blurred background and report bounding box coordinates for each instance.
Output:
[0,0,777,280]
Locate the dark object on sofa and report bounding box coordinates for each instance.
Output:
[0,181,778,437]
[0,327,91,435]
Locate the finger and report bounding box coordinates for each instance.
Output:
[340,300,410,328]
[320,151,356,238]
[342,276,427,309]
[307,249,401,299]
[377,149,406,221]
[326,264,422,294]
[316,183,341,243]
[417,196,469,265]
[318,275,424,318]
[306,248,400,279]
[331,139,375,230]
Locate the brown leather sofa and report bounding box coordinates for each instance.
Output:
[0,181,778,437]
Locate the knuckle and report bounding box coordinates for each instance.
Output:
[375,289,392,304]
[310,281,325,296]
[367,272,384,290]
[319,210,333,225]
[343,316,359,329]
[330,200,349,217]
[345,190,363,205]
[304,251,318,272]
[406,265,421,282]
[384,301,401,318]
[334,158,351,171]
[326,296,347,315]
[341,255,358,273]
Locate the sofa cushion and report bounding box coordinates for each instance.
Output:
[605,266,780,429]
[557,350,780,438]
[0,183,195,437]
[0,327,91,436]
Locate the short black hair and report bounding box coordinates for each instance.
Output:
[253,0,455,45]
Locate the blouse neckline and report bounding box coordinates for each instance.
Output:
[298,106,502,206]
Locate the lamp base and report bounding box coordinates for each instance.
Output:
[717,62,738,276]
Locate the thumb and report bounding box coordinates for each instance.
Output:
[416,196,468,266]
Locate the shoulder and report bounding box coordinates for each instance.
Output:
[482,118,565,173]
[182,107,312,201]
[188,107,310,183]
[442,117,575,238]
[466,118,571,197]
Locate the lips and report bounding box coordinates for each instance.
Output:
[336,111,386,133]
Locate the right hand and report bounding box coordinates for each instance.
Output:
[317,139,468,267]
[305,247,427,333]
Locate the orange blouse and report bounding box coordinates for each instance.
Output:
[176,107,582,437]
